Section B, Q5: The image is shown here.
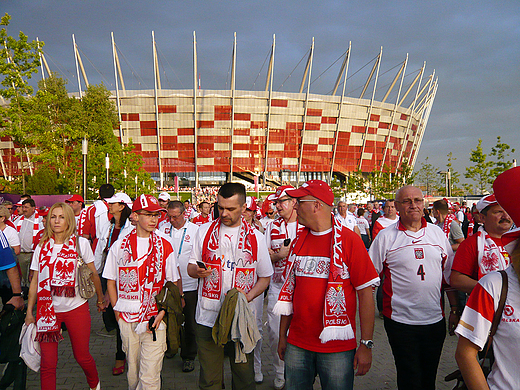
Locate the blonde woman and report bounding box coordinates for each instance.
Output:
[25,202,103,390]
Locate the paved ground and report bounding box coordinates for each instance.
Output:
[6,297,460,389]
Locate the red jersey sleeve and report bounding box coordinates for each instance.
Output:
[451,234,478,279]
[372,221,383,239]
[82,205,96,240]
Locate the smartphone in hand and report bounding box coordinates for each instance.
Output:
[283,238,291,246]
[196,261,208,270]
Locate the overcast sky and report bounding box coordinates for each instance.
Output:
[3,0,519,184]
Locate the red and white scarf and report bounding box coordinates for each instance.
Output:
[35,236,78,342]
[269,217,305,284]
[113,230,166,333]
[16,212,40,248]
[200,217,258,311]
[273,216,355,343]
[476,226,510,279]
[441,213,457,239]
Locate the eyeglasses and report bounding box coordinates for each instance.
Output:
[397,198,424,206]
[274,198,292,205]
[266,212,274,216]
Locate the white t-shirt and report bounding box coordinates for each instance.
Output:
[369,221,454,325]
[356,217,370,235]
[189,222,273,327]
[31,237,94,313]
[335,212,357,231]
[455,265,520,390]
[160,221,199,292]
[2,225,20,248]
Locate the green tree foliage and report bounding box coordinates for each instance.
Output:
[0,13,42,99]
[414,157,441,196]
[489,136,515,182]
[464,138,494,194]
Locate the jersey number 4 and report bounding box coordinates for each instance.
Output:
[417,264,425,281]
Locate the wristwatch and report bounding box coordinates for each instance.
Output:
[360,339,374,349]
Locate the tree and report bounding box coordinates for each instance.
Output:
[414,157,441,196]
[465,138,494,194]
[489,136,515,183]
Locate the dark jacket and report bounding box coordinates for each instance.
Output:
[156,281,184,353]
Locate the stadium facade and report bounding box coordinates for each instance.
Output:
[0,34,438,187]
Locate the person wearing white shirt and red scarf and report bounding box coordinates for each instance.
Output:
[104,194,180,390]
[65,194,88,236]
[25,202,104,390]
[159,200,200,372]
[15,198,43,285]
[369,185,458,390]
[264,185,304,390]
[451,194,513,295]
[187,183,273,390]
[275,180,379,390]
[455,166,520,390]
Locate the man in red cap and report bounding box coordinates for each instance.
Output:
[450,194,512,294]
[275,180,379,390]
[103,194,180,390]
[369,185,458,389]
[263,185,304,389]
[65,194,88,236]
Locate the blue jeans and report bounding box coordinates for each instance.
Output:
[285,343,355,390]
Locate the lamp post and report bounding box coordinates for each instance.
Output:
[105,153,110,183]
[123,169,127,191]
[82,138,88,200]
[438,169,451,197]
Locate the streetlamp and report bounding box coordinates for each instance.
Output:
[105,153,110,183]
[123,169,127,191]
[82,138,88,200]
[438,169,451,197]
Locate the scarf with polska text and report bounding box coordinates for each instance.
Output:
[273,216,355,343]
[35,235,78,342]
[114,229,166,333]
[200,217,258,311]
[269,217,305,284]
[476,226,510,279]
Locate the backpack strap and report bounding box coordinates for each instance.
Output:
[482,270,508,359]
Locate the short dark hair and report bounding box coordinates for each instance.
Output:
[199,201,210,208]
[99,184,115,200]
[218,183,246,205]
[22,198,35,208]
[433,199,449,213]
[21,194,31,200]
[357,208,365,217]
[168,200,185,213]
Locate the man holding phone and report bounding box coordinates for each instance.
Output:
[262,185,304,389]
[188,183,273,390]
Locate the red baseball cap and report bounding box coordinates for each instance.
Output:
[493,166,520,227]
[267,185,295,201]
[132,194,165,213]
[65,194,84,204]
[476,194,498,213]
[286,180,334,207]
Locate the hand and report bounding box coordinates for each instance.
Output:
[147,310,166,333]
[114,310,121,322]
[196,266,212,279]
[25,312,35,326]
[353,344,372,376]
[7,295,25,310]
[181,297,186,309]
[96,300,106,312]
[277,245,290,260]
[278,334,288,361]
[449,312,460,336]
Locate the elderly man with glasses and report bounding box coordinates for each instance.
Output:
[369,185,458,390]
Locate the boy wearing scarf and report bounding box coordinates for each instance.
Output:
[274,180,379,390]
[104,194,180,390]
[187,183,273,390]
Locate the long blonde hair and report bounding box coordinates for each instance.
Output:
[39,202,76,246]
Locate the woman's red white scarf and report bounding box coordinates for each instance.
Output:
[76,209,88,236]
[273,216,355,343]
[113,230,166,333]
[35,236,78,342]
[200,217,258,311]
[476,226,510,279]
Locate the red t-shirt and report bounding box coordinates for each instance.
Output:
[451,233,504,280]
[192,214,210,226]
[288,228,379,353]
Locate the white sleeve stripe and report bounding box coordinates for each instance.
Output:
[356,277,380,290]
